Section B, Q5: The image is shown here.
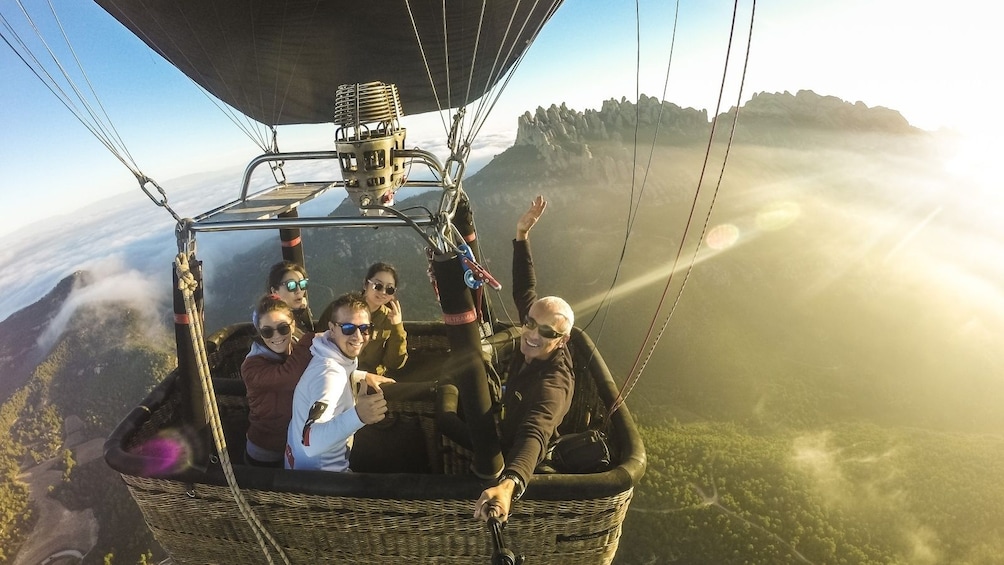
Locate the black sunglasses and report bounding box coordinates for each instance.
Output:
[523,317,565,340]
[259,322,292,339]
[282,278,309,292]
[333,322,372,336]
[367,279,396,295]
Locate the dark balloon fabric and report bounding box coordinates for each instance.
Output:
[94,0,563,125]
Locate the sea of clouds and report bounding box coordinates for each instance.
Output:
[0,132,511,331]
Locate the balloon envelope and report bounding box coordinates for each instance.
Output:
[93,0,563,125]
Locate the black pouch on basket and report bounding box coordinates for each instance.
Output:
[546,430,614,474]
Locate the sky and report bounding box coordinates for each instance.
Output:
[0,0,1001,322]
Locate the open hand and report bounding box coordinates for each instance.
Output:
[515,195,547,241]
[364,372,395,391]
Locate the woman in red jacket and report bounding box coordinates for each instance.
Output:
[241,294,315,467]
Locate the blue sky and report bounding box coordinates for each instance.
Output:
[2,0,1000,239]
[3,0,1002,239]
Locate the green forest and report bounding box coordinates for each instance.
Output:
[0,304,172,564]
[615,421,1004,564]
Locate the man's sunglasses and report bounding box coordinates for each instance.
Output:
[523,317,566,340]
[333,322,372,336]
[259,322,292,339]
[282,278,309,292]
[367,279,396,295]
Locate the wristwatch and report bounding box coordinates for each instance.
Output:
[499,471,526,501]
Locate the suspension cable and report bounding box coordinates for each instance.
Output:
[608,0,757,416]
[0,0,263,223]
[175,253,291,565]
[464,1,563,147]
[457,1,490,144]
[404,0,450,136]
[578,0,683,359]
[461,0,523,144]
[1,0,143,177]
[448,0,563,295]
[404,0,564,166]
[136,2,287,151]
[577,0,661,339]
[627,2,682,238]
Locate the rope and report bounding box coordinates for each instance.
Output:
[174,253,291,565]
[607,0,758,417]
[403,0,564,162]
[1,0,143,177]
[0,1,233,225]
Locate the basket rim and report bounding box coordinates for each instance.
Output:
[104,322,646,502]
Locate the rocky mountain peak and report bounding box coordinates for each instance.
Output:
[510,90,919,174]
[732,89,916,133]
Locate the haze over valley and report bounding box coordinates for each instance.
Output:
[1,91,1002,564]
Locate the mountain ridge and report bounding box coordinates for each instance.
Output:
[3,89,935,348]
[508,89,919,174]
[0,270,94,402]
[2,90,1000,564]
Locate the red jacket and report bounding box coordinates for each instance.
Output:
[241,333,315,453]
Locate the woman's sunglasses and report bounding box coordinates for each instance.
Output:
[282,278,309,292]
[367,279,396,295]
[523,317,566,340]
[333,322,372,336]
[259,322,292,339]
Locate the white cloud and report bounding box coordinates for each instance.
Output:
[36,255,168,350]
[0,171,228,323]
[0,133,510,324]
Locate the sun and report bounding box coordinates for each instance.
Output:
[942,133,996,192]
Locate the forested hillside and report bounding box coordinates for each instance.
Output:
[616,423,1004,564]
[0,302,172,564]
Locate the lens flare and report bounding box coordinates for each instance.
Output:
[706,224,740,250]
[133,428,195,476]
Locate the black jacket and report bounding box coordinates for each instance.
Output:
[500,239,574,485]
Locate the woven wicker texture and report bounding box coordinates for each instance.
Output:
[111,323,638,564]
[124,474,631,564]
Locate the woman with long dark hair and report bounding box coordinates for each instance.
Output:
[241,294,315,467]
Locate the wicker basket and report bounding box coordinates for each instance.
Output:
[105,323,645,564]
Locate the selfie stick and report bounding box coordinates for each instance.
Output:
[488,517,525,565]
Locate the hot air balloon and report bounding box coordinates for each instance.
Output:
[83,1,646,564]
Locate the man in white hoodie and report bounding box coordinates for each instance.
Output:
[285,292,394,471]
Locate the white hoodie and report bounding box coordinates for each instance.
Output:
[285,331,366,471]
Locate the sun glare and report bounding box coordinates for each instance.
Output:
[756,201,801,232]
[943,134,996,193]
